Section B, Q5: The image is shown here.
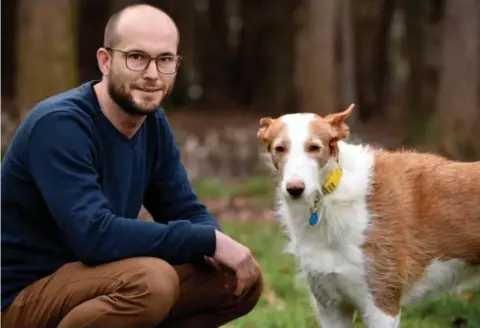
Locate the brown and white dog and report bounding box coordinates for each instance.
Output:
[256,104,480,328]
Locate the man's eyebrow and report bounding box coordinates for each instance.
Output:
[122,48,145,53]
[158,51,176,57]
[124,48,176,57]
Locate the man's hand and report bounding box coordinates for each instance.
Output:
[212,230,261,296]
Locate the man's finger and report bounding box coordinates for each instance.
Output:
[238,264,258,296]
[235,267,249,296]
[235,278,246,296]
[250,263,259,284]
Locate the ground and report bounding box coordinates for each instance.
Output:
[191,178,480,328]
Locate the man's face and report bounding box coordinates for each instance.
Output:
[104,15,179,116]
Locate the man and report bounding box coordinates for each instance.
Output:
[1,3,263,328]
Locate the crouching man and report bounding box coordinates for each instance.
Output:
[1,3,262,327]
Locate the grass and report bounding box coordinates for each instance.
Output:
[218,220,480,328]
[192,177,480,328]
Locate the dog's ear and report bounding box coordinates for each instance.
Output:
[325,103,354,142]
[257,117,273,143]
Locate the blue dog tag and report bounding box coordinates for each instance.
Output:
[309,212,319,226]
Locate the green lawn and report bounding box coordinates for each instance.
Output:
[217,219,480,328]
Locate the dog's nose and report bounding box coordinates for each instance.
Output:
[286,179,305,198]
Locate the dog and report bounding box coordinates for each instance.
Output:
[256,104,480,328]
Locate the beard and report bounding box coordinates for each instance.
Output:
[107,74,172,117]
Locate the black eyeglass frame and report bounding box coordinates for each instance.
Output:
[105,47,182,75]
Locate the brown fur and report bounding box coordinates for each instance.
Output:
[363,148,480,315]
[258,116,288,170]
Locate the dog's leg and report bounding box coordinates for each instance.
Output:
[307,273,355,327]
[309,292,355,328]
[361,304,401,328]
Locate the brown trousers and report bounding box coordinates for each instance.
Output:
[1,257,263,328]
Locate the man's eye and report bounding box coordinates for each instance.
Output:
[158,56,174,62]
[128,53,147,61]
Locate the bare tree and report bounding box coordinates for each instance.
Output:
[193,0,235,108]
[403,0,429,140]
[295,0,338,115]
[352,0,396,120]
[338,0,358,122]
[430,0,480,160]
[16,0,78,118]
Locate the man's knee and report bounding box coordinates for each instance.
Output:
[119,257,180,323]
[235,271,264,316]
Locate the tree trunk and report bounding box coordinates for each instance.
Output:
[1,0,18,149]
[16,0,78,118]
[352,0,396,120]
[233,0,300,112]
[77,0,110,82]
[403,0,430,143]
[295,0,338,115]
[430,0,480,160]
[193,0,234,108]
[338,0,358,123]
[233,0,263,107]
[175,0,198,106]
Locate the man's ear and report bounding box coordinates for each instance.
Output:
[257,117,273,143]
[325,103,354,142]
[96,47,111,76]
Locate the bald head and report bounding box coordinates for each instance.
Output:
[103,4,179,49]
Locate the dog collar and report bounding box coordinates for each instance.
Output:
[309,160,343,226]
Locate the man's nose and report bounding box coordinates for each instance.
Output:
[143,60,159,79]
[286,178,305,198]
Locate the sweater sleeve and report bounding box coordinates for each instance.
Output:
[28,110,217,266]
[143,112,223,236]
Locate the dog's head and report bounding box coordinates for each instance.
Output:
[257,104,354,201]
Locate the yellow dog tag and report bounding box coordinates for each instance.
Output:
[322,167,343,194]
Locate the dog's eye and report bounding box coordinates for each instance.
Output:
[274,145,285,153]
[308,145,322,152]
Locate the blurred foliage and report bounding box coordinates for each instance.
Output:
[2,0,479,161]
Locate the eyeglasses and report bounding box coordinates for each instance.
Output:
[106,47,182,74]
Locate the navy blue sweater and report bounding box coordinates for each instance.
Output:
[1,80,221,310]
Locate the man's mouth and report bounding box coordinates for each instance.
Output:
[136,87,163,93]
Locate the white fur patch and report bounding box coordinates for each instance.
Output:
[278,113,320,199]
